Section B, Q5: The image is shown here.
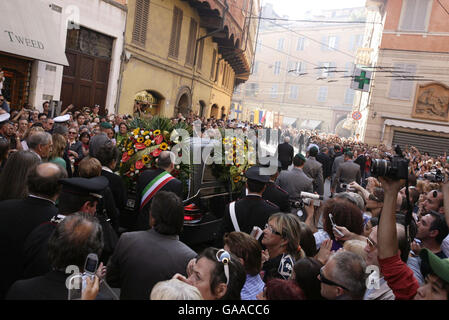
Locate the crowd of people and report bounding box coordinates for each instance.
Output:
[0,100,449,301]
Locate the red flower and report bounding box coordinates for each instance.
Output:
[152,149,161,157]
[121,152,130,163]
[135,160,144,170]
[155,135,163,145]
[135,143,146,150]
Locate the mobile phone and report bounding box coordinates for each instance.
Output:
[250,226,263,240]
[84,253,99,277]
[329,214,344,238]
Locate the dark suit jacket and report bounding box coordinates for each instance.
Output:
[6,270,115,300]
[0,197,57,299]
[277,142,294,167]
[222,195,280,235]
[134,168,183,230]
[263,182,291,213]
[106,229,196,300]
[316,152,332,180]
[102,169,127,212]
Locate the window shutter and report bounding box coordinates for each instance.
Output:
[414,0,430,31]
[400,64,417,100]
[321,36,327,51]
[334,36,340,50]
[197,38,204,70]
[389,63,405,99]
[132,0,150,46]
[169,7,183,58]
[210,50,217,80]
[186,19,198,65]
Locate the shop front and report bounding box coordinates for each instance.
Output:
[0,0,68,110]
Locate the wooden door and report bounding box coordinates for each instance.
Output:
[61,50,110,114]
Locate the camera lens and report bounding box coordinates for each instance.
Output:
[371,159,389,177]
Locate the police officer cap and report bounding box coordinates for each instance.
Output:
[54,114,71,123]
[245,166,270,183]
[0,113,10,126]
[59,176,108,199]
[100,122,113,129]
[295,153,306,162]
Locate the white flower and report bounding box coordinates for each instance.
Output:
[176,165,180,170]
[130,173,134,176]
[122,148,125,152]
[134,135,138,139]
[150,131,153,135]
[145,135,149,140]
[135,170,139,174]
[141,130,145,135]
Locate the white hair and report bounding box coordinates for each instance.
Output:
[284,136,290,143]
[150,279,203,300]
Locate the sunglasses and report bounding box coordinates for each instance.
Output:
[318,267,349,291]
[69,131,77,134]
[216,249,231,285]
[265,223,282,236]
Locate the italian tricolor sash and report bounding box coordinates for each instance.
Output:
[140,171,174,209]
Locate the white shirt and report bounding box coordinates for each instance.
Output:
[102,166,113,173]
[442,235,449,258]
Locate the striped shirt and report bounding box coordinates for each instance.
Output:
[241,274,265,300]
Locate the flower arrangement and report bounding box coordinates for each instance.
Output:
[118,116,191,192]
[211,132,254,192]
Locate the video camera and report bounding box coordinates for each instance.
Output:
[370,145,409,180]
[423,169,445,183]
[290,192,324,222]
[290,192,324,209]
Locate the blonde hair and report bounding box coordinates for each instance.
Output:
[78,157,102,178]
[50,133,67,159]
[150,279,203,300]
[269,213,305,260]
[343,240,368,261]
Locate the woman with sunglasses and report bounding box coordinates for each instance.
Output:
[261,213,305,282]
[175,247,246,300]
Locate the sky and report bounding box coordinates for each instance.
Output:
[263,0,367,18]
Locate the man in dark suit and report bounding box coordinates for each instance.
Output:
[7,213,114,300]
[96,142,127,225]
[331,151,361,194]
[135,151,183,230]
[277,136,294,171]
[106,191,196,300]
[0,162,67,299]
[22,176,110,278]
[316,147,332,181]
[222,166,280,237]
[262,163,291,213]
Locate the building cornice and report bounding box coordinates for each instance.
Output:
[102,0,127,11]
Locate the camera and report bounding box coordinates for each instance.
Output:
[370,145,409,180]
[423,170,444,183]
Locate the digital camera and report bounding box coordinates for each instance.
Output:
[370,145,409,180]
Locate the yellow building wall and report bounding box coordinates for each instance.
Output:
[119,0,235,117]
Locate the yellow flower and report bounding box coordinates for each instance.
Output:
[223,138,230,145]
[143,131,150,136]
[142,155,150,164]
[226,154,234,162]
[133,128,140,136]
[160,142,168,151]
[145,140,152,147]
[233,176,241,183]
[128,149,134,156]
[137,137,144,143]
[154,130,161,136]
